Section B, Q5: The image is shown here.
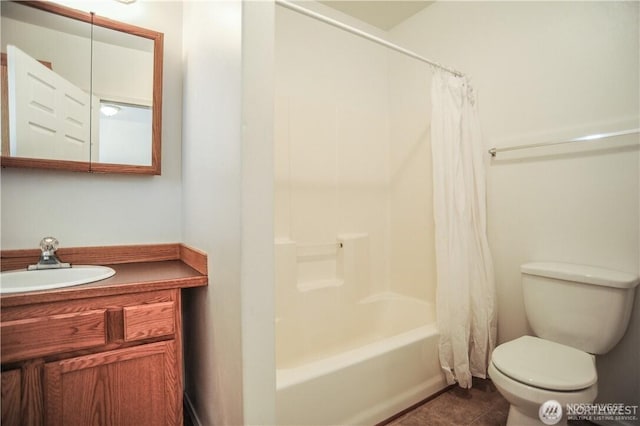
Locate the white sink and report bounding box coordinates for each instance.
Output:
[0,266,116,294]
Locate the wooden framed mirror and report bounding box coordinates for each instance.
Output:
[0,1,163,174]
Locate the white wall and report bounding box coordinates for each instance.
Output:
[181,1,276,425]
[1,1,183,249]
[391,0,639,413]
[181,2,243,423]
[241,2,276,424]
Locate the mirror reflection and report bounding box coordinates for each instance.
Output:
[91,24,154,166]
[1,1,92,162]
[0,1,161,173]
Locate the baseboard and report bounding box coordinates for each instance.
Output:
[184,392,203,426]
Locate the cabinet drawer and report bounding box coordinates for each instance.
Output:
[1,310,107,363]
[123,301,175,342]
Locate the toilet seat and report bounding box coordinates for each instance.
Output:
[491,336,597,391]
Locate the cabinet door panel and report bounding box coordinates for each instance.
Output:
[1,369,20,426]
[45,341,180,426]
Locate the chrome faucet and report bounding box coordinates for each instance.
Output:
[28,237,71,270]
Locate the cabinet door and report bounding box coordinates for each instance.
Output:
[1,369,21,426]
[1,361,44,426]
[44,341,181,426]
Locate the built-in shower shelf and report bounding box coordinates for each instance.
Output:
[298,279,344,292]
[296,242,342,259]
[275,234,369,296]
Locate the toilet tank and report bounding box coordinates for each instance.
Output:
[521,262,639,354]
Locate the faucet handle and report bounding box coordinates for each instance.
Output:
[27,237,70,270]
[40,237,60,255]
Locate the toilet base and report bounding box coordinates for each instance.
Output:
[507,404,568,426]
[489,360,597,426]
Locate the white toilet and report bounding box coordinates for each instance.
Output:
[489,262,639,426]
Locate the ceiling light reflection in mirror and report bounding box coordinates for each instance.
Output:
[98,100,151,166]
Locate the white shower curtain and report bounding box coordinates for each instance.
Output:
[430,69,497,389]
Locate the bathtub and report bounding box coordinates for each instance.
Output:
[276,293,447,426]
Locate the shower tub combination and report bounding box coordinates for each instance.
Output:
[275,235,446,426]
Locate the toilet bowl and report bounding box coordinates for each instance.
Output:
[490,262,639,426]
[488,336,597,426]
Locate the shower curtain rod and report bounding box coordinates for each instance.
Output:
[488,128,640,157]
[275,0,465,78]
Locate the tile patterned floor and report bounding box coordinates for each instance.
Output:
[384,378,596,426]
[385,379,509,426]
[184,378,597,426]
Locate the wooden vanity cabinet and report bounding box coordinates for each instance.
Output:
[1,289,184,426]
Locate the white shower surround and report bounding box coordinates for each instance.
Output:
[275,4,445,424]
[277,292,435,369]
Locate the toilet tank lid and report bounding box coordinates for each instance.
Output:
[521,262,639,289]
